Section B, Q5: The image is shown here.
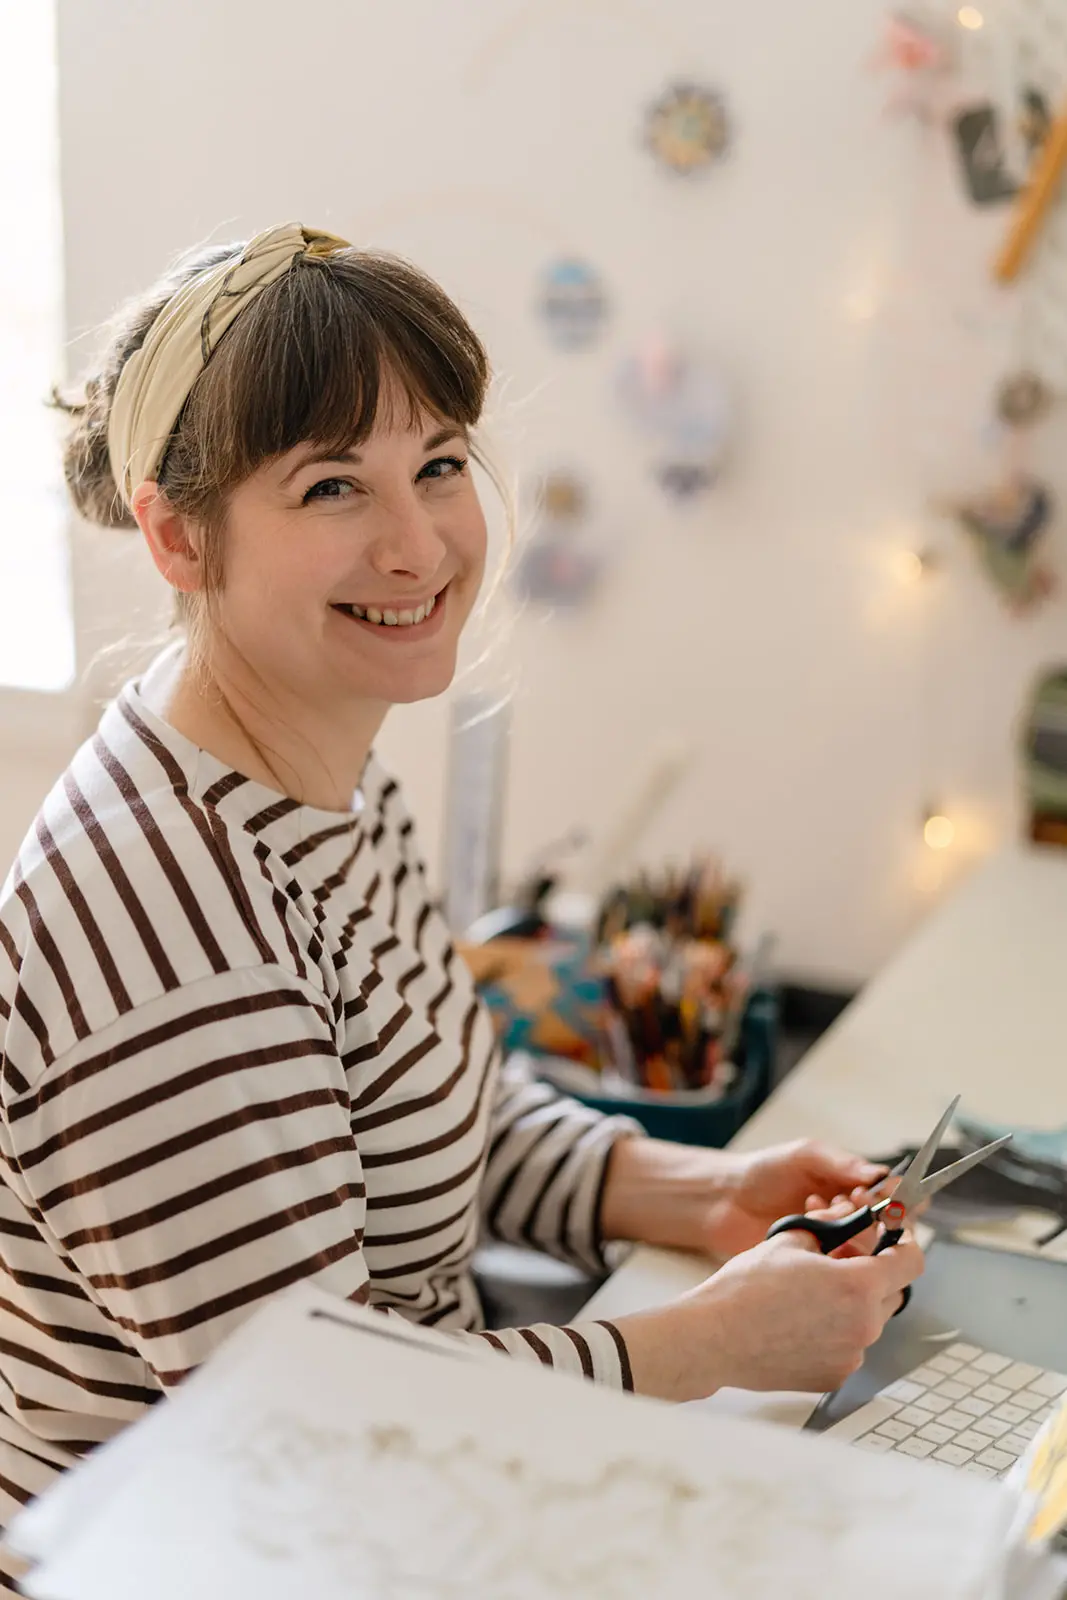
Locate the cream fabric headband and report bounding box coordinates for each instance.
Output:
[107,222,349,510]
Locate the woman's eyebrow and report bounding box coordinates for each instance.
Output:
[421,425,466,452]
[279,426,466,488]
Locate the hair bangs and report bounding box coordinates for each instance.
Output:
[185,251,489,488]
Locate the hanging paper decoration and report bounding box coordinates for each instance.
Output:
[1022,664,1067,847]
[941,361,1060,611]
[947,476,1056,611]
[644,83,730,176]
[536,259,608,351]
[996,369,1053,427]
[1019,87,1053,155]
[871,11,954,120]
[615,335,735,500]
[512,472,605,609]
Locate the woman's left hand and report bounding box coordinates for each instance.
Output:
[697,1141,889,1257]
[600,1136,889,1259]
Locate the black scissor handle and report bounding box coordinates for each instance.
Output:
[765,1204,878,1254]
[873,1227,912,1314]
[767,1210,912,1314]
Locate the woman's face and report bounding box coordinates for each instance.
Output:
[210,387,488,715]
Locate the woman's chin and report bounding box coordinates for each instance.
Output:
[337,652,460,707]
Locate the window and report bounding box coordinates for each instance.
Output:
[0,0,74,693]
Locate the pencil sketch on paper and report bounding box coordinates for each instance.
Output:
[216,1410,886,1599]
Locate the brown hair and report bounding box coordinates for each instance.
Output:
[54,239,492,637]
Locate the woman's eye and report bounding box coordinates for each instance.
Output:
[303,477,357,503]
[418,455,468,484]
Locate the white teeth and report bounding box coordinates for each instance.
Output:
[339,593,440,626]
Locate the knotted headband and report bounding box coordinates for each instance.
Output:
[107,222,349,509]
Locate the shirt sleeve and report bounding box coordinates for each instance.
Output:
[2,967,635,1392]
[479,1051,645,1274]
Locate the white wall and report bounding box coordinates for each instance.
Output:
[33,0,1067,984]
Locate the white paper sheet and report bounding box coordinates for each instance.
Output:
[7,1284,1030,1600]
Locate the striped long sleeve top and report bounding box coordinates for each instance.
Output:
[0,659,639,1575]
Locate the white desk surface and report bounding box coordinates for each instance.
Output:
[580,845,1067,1417]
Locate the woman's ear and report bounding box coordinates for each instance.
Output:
[130,482,204,594]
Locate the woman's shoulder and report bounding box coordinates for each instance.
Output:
[0,710,331,1076]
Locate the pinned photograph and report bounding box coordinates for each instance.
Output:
[952,105,1019,205]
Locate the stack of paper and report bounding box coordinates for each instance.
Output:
[6,1284,1063,1600]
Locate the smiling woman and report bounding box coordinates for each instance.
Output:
[0,224,923,1583]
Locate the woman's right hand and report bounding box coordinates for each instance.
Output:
[615,1214,926,1403]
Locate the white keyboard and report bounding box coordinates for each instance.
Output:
[827,1341,1067,1479]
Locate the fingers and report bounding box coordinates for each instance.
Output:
[802,1141,888,1192]
[863,1232,926,1294]
[803,1194,880,1259]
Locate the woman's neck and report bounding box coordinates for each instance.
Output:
[143,647,387,813]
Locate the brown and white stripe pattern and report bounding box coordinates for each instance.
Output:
[0,669,636,1580]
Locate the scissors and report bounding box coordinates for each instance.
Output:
[765,1096,1012,1312]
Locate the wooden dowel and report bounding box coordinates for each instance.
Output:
[994,101,1067,285]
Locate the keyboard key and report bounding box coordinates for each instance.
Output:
[916,1422,954,1445]
[957,1397,992,1418]
[1020,1389,1054,1413]
[1000,1363,1043,1391]
[882,1380,921,1404]
[964,1463,996,1478]
[955,1429,994,1453]
[1011,1419,1042,1441]
[1033,1406,1054,1424]
[927,1354,963,1375]
[977,1447,1014,1472]
[934,1380,970,1401]
[974,1384,1011,1405]
[947,1343,982,1361]
[898,1437,936,1459]
[993,1403,1028,1426]
[1029,1372,1067,1399]
[909,1364,946,1385]
[1002,1434,1033,1458]
[973,1352,1012,1375]
[911,1393,952,1415]
[876,1419,915,1442]
[939,1409,973,1431]
[934,1444,975,1466]
[897,1406,936,1427]
[857,1433,895,1452]
[972,1416,1011,1440]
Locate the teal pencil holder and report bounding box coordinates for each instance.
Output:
[546,989,778,1148]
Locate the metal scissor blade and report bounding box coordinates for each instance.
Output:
[916,1134,1014,1201]
[870,1154,911,1194]
[894,1096,962,1210]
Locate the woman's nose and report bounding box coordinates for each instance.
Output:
[367,495,447,580]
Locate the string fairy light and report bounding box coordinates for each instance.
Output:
[923,809,956,851]
[893,546,941,585]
